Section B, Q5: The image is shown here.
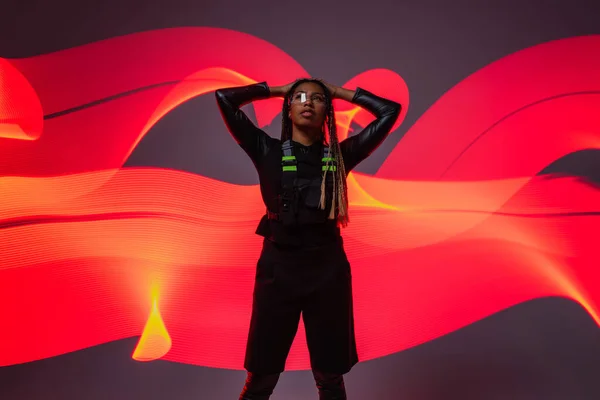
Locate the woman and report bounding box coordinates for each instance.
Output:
[215,78,401,400]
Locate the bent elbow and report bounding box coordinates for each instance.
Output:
[390,101,402,118]
[214,89,227,104]
[382,101,401,124]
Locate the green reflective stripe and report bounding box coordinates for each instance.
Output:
[282,156,296,161]
[322,166,337,171]
[283,166,298,171]
[322,157,335,162]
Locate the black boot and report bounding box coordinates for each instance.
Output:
[239,372,280,400]
[312,370,347,400]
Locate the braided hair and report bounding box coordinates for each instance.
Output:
[280,79,349,227]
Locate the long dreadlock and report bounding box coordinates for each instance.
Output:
[280,79,349,227]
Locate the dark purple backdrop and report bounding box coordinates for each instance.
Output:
[2,0,600,399]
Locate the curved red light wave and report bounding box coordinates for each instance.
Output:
[377,35,600,180]
[0,29,598,370]
[0,58,43,140]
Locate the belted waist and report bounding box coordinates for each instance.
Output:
[266,210,280,220]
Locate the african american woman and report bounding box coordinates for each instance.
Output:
[215,78,401,400]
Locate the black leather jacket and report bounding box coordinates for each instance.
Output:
[215,82,401,247]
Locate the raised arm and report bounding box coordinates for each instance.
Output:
[215,82,275,163]
[334,87,401,172]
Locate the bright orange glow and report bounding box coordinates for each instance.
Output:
[132,285,172,362]
[0,123,28,139]
[0,28,598,372]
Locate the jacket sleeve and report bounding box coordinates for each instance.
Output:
[340,88,402,172]
[215,82,275,164]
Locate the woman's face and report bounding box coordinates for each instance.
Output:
[288,82,328,134]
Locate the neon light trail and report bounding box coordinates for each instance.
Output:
[0,28,599,370]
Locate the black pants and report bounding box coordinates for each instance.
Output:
[242,237,358,392]
[240,370,347,400]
